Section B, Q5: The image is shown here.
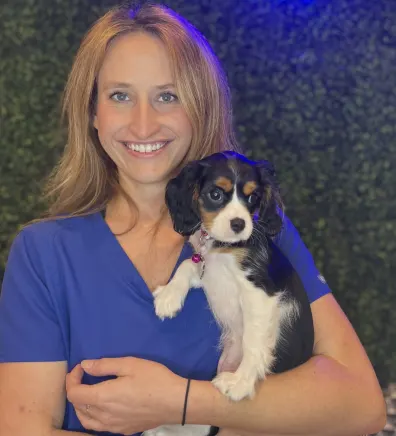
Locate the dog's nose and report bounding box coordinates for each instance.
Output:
[230,218,246,233]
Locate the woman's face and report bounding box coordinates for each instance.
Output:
[94,32,193,187]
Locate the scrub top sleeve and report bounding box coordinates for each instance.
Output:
[273,215,332,303]
[0,229,66,362]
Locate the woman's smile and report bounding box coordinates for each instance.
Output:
[121,140,171,157]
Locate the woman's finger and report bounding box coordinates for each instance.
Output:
[75,405,105,432]
[66,363,84,390]
[67,377,104,408]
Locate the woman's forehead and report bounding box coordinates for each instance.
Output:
[98,32,174,87]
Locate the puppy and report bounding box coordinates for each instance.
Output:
[144,151,314,436]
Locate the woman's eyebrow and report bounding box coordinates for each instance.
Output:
[103,82,132,90]
[102,82,175,90]
[156,83,175,89]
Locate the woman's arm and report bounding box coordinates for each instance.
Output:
[186,294,386,436]
[63,291,385,435]
[0,229,89,436]
[0,361,87,436]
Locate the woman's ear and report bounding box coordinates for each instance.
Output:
[165,161,206,236]
[256,160,284,236]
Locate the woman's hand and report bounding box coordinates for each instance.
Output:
[66,357,187,434]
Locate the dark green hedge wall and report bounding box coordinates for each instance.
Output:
[1,0,395,385]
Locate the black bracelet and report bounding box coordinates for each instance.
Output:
[181,378,191,426]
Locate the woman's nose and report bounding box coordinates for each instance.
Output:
[128,100,161,140]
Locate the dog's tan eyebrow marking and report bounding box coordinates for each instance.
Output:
[243,181,257,196]
[215,176,233,192]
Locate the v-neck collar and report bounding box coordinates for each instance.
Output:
[88,211,192,300]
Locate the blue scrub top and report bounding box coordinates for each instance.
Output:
[0,212,331,434]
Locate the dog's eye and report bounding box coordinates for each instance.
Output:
[208,188,224,202]
[248,193,260,204]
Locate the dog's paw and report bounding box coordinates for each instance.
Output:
[153,284,185,320]
[212,371,256,401]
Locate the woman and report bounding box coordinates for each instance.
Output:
[0,3,386,436]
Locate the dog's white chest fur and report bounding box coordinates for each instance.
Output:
[200,251,246,374]
[189,233,245,345]
[203,252,242,317]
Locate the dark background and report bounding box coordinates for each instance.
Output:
[1,0,395,386]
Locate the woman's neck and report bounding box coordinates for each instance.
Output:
[105,180,171,231]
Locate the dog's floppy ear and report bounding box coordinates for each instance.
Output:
[256,159,283,236]
[165,161,206,236]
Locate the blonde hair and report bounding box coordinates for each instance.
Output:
[43,2,240,219]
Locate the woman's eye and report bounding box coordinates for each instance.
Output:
[208,188,223,202]
[158,92,178,103]
[248,193,260,204]
[110,92,130,102]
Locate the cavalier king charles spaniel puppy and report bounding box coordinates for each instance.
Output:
[144,151,314,436]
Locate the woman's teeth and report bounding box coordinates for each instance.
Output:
[123,142,167,153]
